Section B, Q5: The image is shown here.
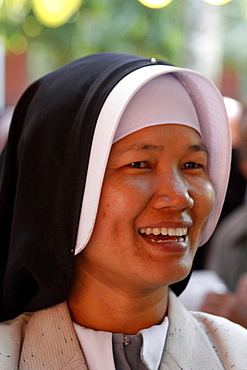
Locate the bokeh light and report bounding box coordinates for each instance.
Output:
[137,0,174,9]
[4,0,30,24]
[32,0,83,28]
[202,0,232,5]
[8,33,28,54]
[22,16,42,37]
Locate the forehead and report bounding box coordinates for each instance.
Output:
[111,124,206,155]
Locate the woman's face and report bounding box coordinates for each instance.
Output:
[80,124,215,291]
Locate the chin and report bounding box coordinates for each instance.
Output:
[141,263,192,290]
[166,260,193,286]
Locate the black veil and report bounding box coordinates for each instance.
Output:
[0,53,191,321]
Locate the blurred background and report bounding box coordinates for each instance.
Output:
[1,0,247,111]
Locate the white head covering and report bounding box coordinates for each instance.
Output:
[75,64,231,255]
[113,74,201,143]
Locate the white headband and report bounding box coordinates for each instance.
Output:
[113,74,201,144]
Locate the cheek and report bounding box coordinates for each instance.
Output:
[102,177,153,215]
[188,181,215,251]
[203,182,215,217]
[193,181,215,223]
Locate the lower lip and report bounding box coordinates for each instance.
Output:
[140,234,188,254]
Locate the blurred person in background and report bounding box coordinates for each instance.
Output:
[200,102,247,328]
[220,97,247,218]
[200,273,247,329]
[193,96,247,269]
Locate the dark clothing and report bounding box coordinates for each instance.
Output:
[113,333,148,370]
[0,53,188,321]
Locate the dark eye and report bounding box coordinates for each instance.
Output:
[128,161,146,168]
[183,162,203,170]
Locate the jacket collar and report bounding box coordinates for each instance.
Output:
[20,302,87,369]
[20,291,224,369]
[160,290,224,369]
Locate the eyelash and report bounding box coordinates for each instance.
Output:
[182,162,203,170]
[127,161,204,170]
[128,161,146,169]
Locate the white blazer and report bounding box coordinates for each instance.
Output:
[0,290,246,369]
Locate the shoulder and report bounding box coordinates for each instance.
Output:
[169,289,247,341]
[0,310,33,340]
[0,302,82,369]
[0,312,34,368]
[191,310,247,336]
[0,303,69,362]
[167,290,247,369]
[191,311,247,366]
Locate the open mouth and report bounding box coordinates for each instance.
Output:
[139,227,188,243]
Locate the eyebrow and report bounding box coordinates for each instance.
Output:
[113,142,208,155]
[190,144,208,154]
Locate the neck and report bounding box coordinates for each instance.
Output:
[67,260,168,334]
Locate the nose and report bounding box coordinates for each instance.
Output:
[151,171,194,211]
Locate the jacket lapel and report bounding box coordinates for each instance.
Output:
[159,290,224,370]
[20,302,88,369]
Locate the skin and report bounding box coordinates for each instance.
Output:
[68,124,215,334]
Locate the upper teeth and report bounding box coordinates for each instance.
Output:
[139,227,188,237]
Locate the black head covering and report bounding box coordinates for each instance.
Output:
[0,53,196,320]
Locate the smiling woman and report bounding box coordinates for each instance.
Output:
[68,125,215,334]
[0,52,246,369]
